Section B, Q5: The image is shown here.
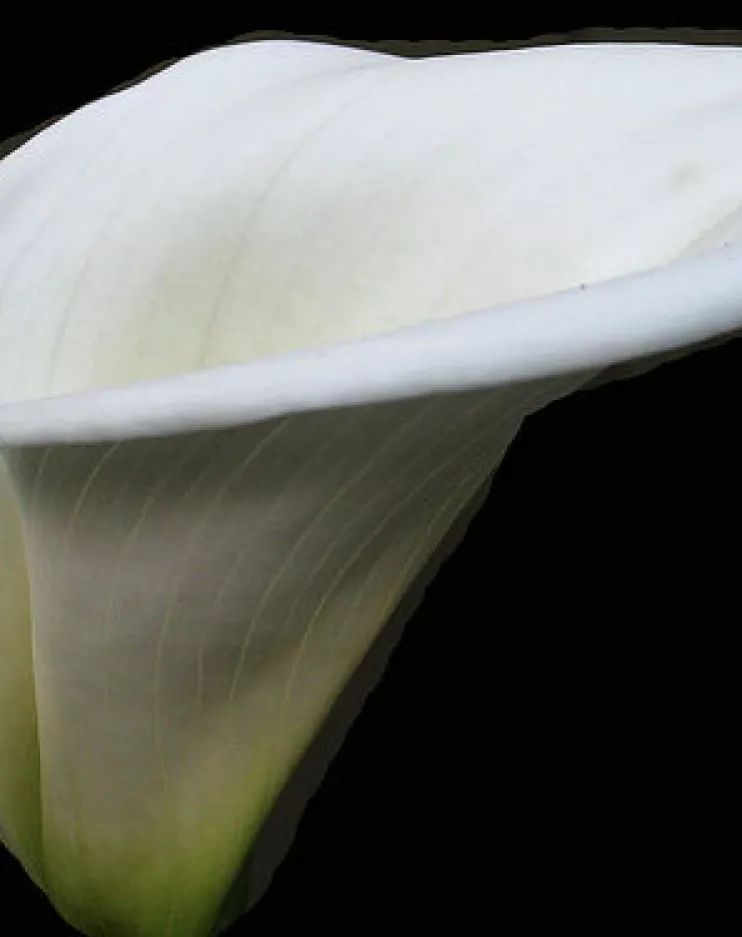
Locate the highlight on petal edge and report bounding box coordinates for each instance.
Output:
[1,32,742,936]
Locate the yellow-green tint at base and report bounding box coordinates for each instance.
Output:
[0,456,44,889]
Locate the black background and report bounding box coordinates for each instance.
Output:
[1,18,741,935]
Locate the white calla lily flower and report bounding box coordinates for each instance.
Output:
[1,36,742,936]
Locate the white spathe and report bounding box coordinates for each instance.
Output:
[0,38,741,937]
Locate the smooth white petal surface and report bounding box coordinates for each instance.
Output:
[2,40,742,406]
[1,38,742,937]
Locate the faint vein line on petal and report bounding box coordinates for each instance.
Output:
[277,393,501,706]
[59,443,123,552]
[281,382,546,698]
[37,133,182,398]
[0,84,159,325]
[336,380,556,643]
[255,60,426,335]
[196,59,410,368]
[152,419,289,728]
[151,418,290,742]
[99,432,218,716]
[274,394,510,732]
[94,59,390,379]
[38,149,187,397]
[59,443,122,934]
[0,52,390,336]
[190,413,362,876]
[232,394,491,820]
[150,418,288,937]
[421,125,649,322]
[16,445,54,892]
[255,395,508,817]
[33,68,263,397]
[380,460,499,625]
[58,430,215,937]
[194,422,345,714]
[43,442,121,937]
[226,398,437,707]
[97,439,163,713]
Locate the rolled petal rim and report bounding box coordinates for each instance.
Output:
[1,242,741,447]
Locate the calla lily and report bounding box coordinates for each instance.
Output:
[2,36,742,936]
